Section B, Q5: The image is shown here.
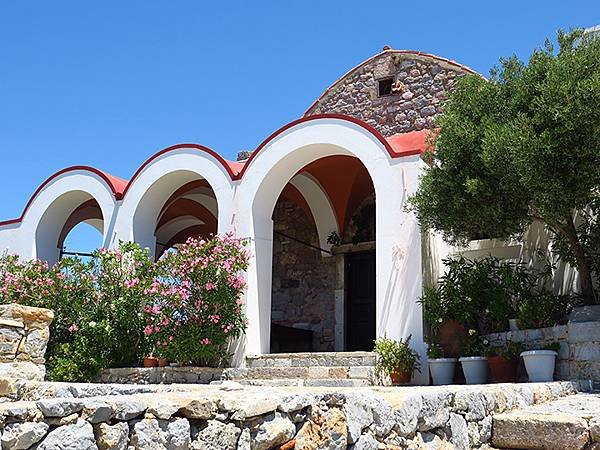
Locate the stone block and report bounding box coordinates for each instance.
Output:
[571,342,600,361]
[568,322,600,343]
[493,413,590,450]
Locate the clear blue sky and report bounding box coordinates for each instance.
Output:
[0,1,598,246]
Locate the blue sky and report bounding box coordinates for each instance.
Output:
[0,1,598,250]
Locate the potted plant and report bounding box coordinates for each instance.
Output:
[521,342,559,382]
[458,330,489,384]
[427,342,457,385]
[486,342,521,383]
[143,355,158,368]
[373,335,421,385]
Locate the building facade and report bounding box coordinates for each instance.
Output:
[0,48,483,383]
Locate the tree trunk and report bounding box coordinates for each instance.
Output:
[560,216,597,305]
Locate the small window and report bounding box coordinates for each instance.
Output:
[378,78,393,97]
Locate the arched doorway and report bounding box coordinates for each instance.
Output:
[57,198,104,260]
[34,191,107,264]
[270,156,376,352]
[131,171,219,260]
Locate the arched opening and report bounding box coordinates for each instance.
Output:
[132,172,219,260]
[35,192,105,264]
[270,155,376,352]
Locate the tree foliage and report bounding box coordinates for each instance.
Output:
[409,30,600,303]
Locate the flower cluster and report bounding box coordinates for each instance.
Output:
[0,255,58,307]
[143,234,250,367]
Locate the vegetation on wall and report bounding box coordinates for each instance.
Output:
[408,30,600,304]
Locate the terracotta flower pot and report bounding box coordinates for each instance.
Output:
[390,368,412,385]
[157,358,168,367]
[143,356,158,368]
[488,356,517,383]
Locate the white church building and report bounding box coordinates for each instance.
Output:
[0,48,562,382]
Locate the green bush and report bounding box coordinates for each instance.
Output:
[516,291,571,329]
[421,256,570,336]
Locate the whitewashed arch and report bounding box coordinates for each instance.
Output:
[17,169,119,264]
[235,117,426,382]
[114,147,235,258]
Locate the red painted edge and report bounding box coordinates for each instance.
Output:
[0,166,128,227]
[0,115,426,227]
[120,143,241,198]
[233,113,422,180]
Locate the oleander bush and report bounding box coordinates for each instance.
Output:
[142,234,250,367]
[0,234,250,381]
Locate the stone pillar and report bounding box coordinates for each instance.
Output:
[0,304,54,381]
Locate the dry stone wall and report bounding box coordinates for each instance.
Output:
[305,50,473,136]
[0,380,588,450]
[484,316,600,382]
[0,304,53,382]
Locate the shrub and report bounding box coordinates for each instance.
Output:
[0,255,58,307]
[373,335,420,379]
[45,242,157,381]
[421,256,569,335]
[142,234,250,367]
[516,291,572,330]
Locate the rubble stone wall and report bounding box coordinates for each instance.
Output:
[305,50,473,136]
[0,304,53,381]
[484,318,600,381]
[271,200,337,352]
[0,380,588,450]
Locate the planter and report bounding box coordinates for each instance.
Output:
[521,350,557,382]
[488,356,517,383]
[459,356,488,384]
[429,358,457,385]
[157,358,168,367]
[143,356,158,368]
[389,368,412,385]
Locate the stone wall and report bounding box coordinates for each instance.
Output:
[305,50,473,136]
[0,304,53,381]
[0,379,588,449]
[99,367,224,385]
[271,200,337,352]
[484,316,600,381]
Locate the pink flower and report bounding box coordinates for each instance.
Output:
[68,324,78,333]
[143,325,154,336]
[125,278,139,288]
[151,305,161,314]
[209,314,220,323]
[205,282,216,291]
[200,338,211,345]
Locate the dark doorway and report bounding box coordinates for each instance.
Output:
[345,251,376,351]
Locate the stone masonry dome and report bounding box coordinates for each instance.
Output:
[304,48,479,137]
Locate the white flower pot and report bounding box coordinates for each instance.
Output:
[508,318,519,331]
[459,356,488,384]
[521,350,557,382]
[429,358,457,385]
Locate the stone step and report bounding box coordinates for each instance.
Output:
[245,351,375,368]
[211,378,373,387]
[492,393,600,450]
[222,365,375,382]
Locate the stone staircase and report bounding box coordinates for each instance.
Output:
[219,351,376,387]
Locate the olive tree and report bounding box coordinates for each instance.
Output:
[409,30,600,304]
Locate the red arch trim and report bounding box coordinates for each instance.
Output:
[0,166,128,226]
[0,114,425,226]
